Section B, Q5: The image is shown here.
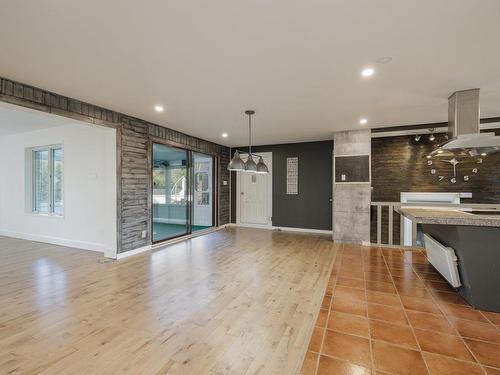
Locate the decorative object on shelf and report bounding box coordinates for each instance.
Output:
[286,157,298,195]
[227,110,269,174]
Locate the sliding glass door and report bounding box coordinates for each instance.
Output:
[152,144,189,242]
[152,143,215,243]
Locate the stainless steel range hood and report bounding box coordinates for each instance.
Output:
[429,89,500,157]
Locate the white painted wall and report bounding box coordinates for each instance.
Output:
[0,121,117,256]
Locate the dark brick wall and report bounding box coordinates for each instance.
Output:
[370,133,500,244]
[219,147,231,225]
[0,76,230,253]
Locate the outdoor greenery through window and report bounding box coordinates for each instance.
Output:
[32,145,63,215]
[153,165,187,204]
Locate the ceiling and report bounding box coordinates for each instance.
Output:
[1,1,499,147]
[0,102,69,136]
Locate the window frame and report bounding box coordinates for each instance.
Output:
[29,144,64,217]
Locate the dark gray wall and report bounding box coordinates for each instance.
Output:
[0,76,230,253]
[231,140,333,230]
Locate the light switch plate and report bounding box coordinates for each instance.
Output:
[341,174,346,181]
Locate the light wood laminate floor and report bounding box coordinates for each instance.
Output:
[0,227,337,375]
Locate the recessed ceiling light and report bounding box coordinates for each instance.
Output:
[154,105,164,112]
[221,132,228,138]
[359,118,368,125]
[376,56,393,64]
[481,152,487,156]
[437,150,443,154]
[361,67,374,77]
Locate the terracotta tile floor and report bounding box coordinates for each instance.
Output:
[301,243,500,375]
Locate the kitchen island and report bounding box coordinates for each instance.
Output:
[397,207,500,312]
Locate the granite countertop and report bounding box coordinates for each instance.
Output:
[395,207,500,227]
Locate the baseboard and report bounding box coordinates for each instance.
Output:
[116,244,152,260]
[0,230,108,253]
[227,223,274,230]
[274,226,332,235]
[227,223,332,235]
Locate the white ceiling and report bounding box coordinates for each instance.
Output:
[0,102,69,136]
[1,0,499,146]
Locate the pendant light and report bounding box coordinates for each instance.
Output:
[227,150,245,170]
[227,110,269,174]
[256,156,269,174]
[428,128,435,142]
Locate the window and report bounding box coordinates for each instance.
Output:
[195,171,209,205]
[30,145,63,215]
[152,164,187,205]
[170,172,186,204]
[152,167,167,204]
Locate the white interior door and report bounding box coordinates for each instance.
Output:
[237,153,272,226]
[193,154,213,227]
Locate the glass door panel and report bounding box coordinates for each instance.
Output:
[152,144,189,242]
[192,152,214,231]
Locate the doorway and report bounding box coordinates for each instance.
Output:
[152,143,215,243]
[236,152,272,227]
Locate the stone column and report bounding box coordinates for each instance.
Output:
[333,129,371,244]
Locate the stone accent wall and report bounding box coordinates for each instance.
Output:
[0,76,230,253]
[333,130,371,244]
[370,133,500,245]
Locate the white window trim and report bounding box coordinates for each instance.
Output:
[28,144,64,217]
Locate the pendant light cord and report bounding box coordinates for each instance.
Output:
[248,113,252,157]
